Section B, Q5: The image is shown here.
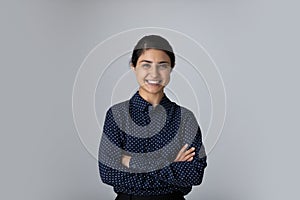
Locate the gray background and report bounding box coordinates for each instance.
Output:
[1,0,299,199]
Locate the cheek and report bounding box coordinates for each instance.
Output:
[135,70,146,80]
[166,77,170,84]
[164,73,171,81]
[162,74,171,85]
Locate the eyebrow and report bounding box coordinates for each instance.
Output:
[139,60,169,64]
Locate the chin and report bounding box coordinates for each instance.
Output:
[140,87,163,94]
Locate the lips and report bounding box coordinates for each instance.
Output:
[146,80,162,85]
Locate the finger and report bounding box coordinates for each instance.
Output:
[186,147,195,153]
[187,156,193,161]
[179,144,188,153]
[183,152,195,161]
[175,153,182,161]
[175,150,182,161]
[182,148,195,158]
[176,152,186,161]
[175,144,188,161]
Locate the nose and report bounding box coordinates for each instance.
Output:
[149,65,159,77]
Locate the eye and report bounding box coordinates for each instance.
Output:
[141,63,151,68]
[158,63,169,70]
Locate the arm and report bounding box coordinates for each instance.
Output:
[98,108,168,189]
[126,144,195,172]
[150,126,207,187]
[125,111,207,187]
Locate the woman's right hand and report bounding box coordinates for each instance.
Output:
[174,144,195,162]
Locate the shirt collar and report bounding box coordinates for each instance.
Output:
[129,91,172,112]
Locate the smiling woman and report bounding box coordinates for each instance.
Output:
[129,35,175,107]
[98,35,207,200]
[131,48,172,105]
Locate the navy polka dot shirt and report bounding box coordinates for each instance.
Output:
[98,91,207,196]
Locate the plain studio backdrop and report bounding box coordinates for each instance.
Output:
[0,0,299,200]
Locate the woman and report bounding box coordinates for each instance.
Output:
[98,35,207,200]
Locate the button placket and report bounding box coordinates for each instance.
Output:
[144,107,151,152]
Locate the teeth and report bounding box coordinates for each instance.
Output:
[147,80,160,84]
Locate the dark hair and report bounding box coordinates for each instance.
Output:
[130,35,175,68]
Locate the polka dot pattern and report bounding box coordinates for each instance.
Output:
[98,91,207,196]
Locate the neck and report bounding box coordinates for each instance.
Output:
[138,88,164,106]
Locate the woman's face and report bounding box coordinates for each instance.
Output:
[131,49,172,96]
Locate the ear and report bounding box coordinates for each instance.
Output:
[130,63,136,72]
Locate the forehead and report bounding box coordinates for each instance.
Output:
[137,49,171,62]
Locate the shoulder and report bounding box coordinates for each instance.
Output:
[105,100,130,119]
[110,100,130,111]
[171,101,195,120]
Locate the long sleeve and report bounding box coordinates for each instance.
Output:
[98,92,207,196]
[128,111,207,187]
[149,126,207,187]
[98,108,169,189]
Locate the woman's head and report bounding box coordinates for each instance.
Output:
[130,35,175,68]
[130,35,175,98]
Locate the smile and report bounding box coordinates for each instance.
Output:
[146,80,162,84]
